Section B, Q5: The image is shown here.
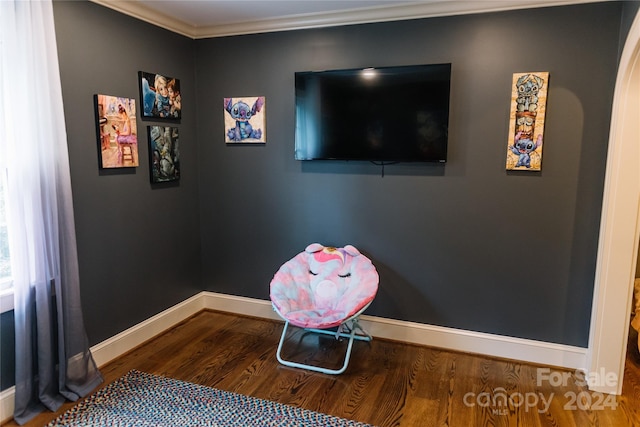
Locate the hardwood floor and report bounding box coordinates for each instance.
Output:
[5,310,640,426]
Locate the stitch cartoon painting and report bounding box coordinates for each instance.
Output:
[224,96,266,143]
[506,72,549,171]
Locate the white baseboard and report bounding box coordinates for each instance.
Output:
[0,290,588,424]
[200,291,281,322]
[198,291,587,369]
[357,315,587,368]
[0,386,14,425]
[90,292,205,367]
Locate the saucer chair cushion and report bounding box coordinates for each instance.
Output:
[270,243,379,330]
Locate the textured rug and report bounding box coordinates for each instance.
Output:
[46,370,374,426]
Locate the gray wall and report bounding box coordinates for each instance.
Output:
[0,311,15,390]
[52,0,203,343]
[196,2,624,347]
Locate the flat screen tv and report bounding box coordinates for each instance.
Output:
[295,63,451,162]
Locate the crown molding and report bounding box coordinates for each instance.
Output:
[92,0,604,39]
[90,0,197,38]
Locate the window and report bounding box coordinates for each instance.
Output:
[0,169,13,313]
[0,171,10,291]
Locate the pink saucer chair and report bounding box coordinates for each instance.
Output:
[270,243,379,374]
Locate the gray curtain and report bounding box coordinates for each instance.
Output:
[0,1,103,424]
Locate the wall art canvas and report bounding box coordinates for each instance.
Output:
[224,96,266,143]
[148,126,180,183]
[95,94,139,168]
[506,72,549,171]
[139,71,181,120]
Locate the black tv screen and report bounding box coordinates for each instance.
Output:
[295,63,451,162]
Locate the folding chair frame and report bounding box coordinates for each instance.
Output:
[273,304,372,375]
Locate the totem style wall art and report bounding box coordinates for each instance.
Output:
[223,96,266,144]
[506,72,549,171]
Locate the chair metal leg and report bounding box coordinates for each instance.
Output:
[276,319,371,375]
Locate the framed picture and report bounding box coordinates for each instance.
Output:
[139,71,181,120]
[506,72,549,171]
[148,126,180,183]
[94,94,139,168]
[224,96,266,143]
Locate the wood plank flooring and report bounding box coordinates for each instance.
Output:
[5,310,640,426]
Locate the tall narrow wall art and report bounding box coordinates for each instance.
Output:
[506,72,549,171]
[94,94,139,168]
[148,126,180,183]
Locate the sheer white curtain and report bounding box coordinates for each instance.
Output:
[0,1,102,424]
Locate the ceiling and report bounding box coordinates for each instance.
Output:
[90,0,604,39]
